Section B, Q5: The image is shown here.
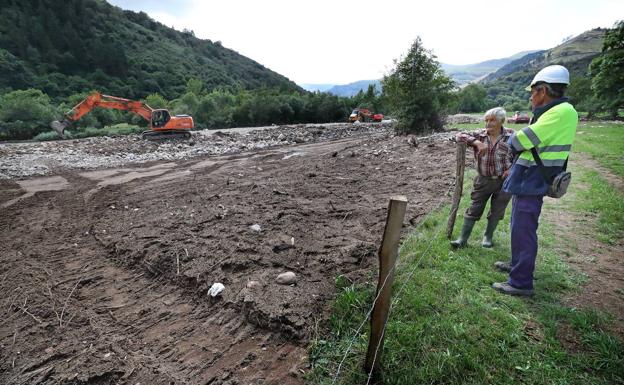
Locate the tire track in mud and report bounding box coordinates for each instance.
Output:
[1,165,306,384]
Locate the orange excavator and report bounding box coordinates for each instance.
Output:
[50,92,194,140]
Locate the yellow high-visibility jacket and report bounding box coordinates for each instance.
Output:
[503,99,578,195]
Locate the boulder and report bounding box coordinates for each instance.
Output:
[276,271,297,285]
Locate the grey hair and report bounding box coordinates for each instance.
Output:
[484,107,506,123]
[539,83,566,98]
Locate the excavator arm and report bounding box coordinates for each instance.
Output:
[51,92,154,138]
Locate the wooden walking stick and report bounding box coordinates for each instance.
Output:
[446,141,466,239]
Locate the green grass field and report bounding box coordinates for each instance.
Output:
[308,122,624,384]
[574,122,624,178]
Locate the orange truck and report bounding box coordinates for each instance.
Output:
[50,92,194,140]
[348,108,383,123]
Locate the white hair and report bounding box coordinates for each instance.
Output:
[484,107,506,123]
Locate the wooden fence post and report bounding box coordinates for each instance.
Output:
[364,196,407,376]
[446,142,466,239]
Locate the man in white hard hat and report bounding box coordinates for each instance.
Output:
[492,65,578,296]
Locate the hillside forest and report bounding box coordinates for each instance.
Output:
[0,0,621,140]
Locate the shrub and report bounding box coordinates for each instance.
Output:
[33,130,68,141]
[0,89,58,140]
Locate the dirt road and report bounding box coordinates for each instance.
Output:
[0,124,456,384]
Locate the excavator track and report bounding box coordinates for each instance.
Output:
[141,130,192,141]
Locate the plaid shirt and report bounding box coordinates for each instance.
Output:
[456,128,515,177]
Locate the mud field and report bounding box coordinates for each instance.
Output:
[0,123,457,384]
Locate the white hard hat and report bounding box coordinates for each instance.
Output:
[525,65,570,91]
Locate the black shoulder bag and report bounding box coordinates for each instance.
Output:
[530,147,571,198]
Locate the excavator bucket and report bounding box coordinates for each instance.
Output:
[50,120,68,139]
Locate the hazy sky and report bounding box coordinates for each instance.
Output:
[107,0,623,85]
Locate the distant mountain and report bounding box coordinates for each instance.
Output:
[299,80,381,97]
[299,84,335,92]
[441,51,540,86]
[480,28,606,107]
[482,29,606,84]
[0,0,301,100]
[326,80,382,97]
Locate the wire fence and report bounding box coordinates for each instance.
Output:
[330,179,456,384]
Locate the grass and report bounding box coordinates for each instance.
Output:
[33,123,144,141]
[571,164,624,246]
[308,121,624,384]
[573,122,624,178]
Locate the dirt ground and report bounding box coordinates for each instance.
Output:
[0,124,457,384]
[544,153,624,342]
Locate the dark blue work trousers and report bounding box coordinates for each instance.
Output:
[508,195,544,290]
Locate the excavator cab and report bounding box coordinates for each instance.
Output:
[151,109,171,128]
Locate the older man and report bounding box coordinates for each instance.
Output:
[492,65,578,296]
[451,107,514,249]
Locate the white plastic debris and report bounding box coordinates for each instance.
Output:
[208,282,225,297]
[249,224,262,232]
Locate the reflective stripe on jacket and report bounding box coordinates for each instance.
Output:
[503,99,578,195]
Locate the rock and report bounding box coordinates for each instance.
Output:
[406,135,419,147]
[249,224,262,232]
[246,280,262,289]
[208,282,225,297]
[272,244,295,253]
[276,271,297,285]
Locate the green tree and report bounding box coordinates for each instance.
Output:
[201,90,235,128]
[186,78,204,96]
[0,89,58,140]
[382,37,455,133]
[350,83,386,114]
[457,84,487,113]
[145,93,168,109]
[568,76,599,117]
[171,92,199,116]
[590,20,624,118]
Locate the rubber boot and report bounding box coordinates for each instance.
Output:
[450,218,476,249]
[481,219,499,248]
